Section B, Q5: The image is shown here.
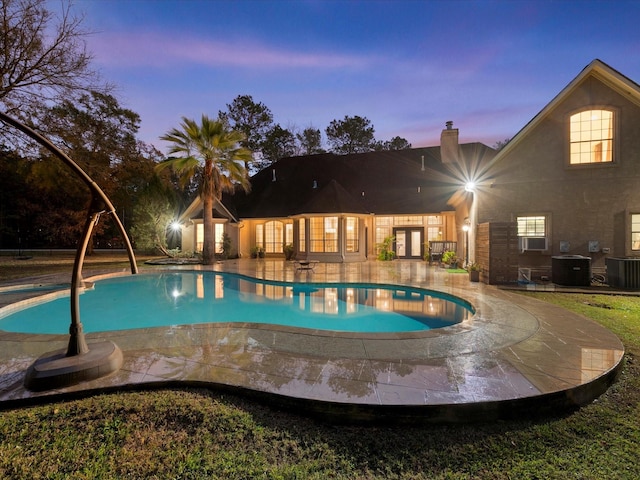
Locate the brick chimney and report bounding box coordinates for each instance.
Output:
[440,121,460,164]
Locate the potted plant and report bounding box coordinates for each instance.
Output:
[442,250,458,269]
[283,243,295,260]
[467,262,481,282]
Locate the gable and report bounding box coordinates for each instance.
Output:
[494,59,640,162]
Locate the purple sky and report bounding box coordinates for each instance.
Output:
[73,0,640,153]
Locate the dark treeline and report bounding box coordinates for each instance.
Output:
[0,0,410,251]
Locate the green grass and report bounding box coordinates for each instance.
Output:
[1,259,639,478]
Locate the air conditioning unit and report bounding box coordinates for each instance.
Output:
[520,237,547,252]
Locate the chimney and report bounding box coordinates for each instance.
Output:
[440,120,460,164]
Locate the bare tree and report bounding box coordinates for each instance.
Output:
[0,0,106,119]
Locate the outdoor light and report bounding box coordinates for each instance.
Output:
[463,219,471,267]
[171,221,181,231]
[465,181,476,192]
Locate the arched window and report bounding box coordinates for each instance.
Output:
[569,109,614,164]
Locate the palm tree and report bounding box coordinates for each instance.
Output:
[158,115,251,264]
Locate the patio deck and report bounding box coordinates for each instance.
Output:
[0,260,625,424]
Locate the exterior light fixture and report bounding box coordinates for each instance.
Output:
[170,221,181,231]
[465,181,476,192]
[462,219,471,267]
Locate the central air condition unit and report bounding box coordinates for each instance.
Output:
[520,237,547,252]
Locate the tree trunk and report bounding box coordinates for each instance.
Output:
[202,160,216,265]
[202,194,215,265]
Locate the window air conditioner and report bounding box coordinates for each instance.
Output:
[520,237,547,252]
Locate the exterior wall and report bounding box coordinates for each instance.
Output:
[179,219,238,257]
[476,75,640,272]
[181,222,196,252]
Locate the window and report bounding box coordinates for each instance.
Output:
[517,216,546,237]
[196,223,204,252]
[375,217,392,248]
[427,227,442,242]
[426,215,443,242]
[632,214,640,251]
[346,217,359,252]
[285,223,293,245]
[298,219,306,252]
[310,216,338,253]
[195,223,224,252]
[255,224,264,249]
[570,109,614,164]
[214,224,224,253]
[264,221,283,253]
[393,215,423,226]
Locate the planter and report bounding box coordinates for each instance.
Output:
[469,270,480,282]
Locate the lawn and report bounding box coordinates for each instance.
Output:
[0,256,639,479]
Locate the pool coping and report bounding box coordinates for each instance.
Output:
[0,260,626,424]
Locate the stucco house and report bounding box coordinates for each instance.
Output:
[177,59,640,287]
[472,59,640,286]
[177,125,493,263]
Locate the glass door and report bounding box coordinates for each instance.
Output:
[393,228,423,259]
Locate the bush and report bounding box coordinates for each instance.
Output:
[376,235,396,261]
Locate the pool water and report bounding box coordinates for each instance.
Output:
[0,272,473,334]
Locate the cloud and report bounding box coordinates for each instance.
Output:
[89,31,374,70]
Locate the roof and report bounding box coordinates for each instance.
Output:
[177,196,238,224]
[224,143,495,219]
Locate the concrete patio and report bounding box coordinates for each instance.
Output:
[0,259,625,424]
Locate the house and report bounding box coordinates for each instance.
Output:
[177,126,495,263]
[472,59,640,285]
[178,59,640,286]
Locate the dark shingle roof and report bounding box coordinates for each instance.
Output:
[223,143,495,218]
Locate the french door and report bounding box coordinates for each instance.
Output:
[393,228,423,259]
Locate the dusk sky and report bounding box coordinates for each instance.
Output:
[73,0,640,153]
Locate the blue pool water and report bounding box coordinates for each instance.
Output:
[0,272,473,334]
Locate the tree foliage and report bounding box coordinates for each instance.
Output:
[0,93,170,251]
[493,138,511,151]
[158,115,251,264]
[296,127,324,155]
[261,124,297,164]
[375,136,412,151]
[0,0,106,121]
[218,95,273,173]
[38,91,140,180]
[325,115,376,154]
[130,177,177,255]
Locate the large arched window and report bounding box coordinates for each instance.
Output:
[569,109,614,164]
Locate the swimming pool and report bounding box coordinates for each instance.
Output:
[0,271,473,334]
